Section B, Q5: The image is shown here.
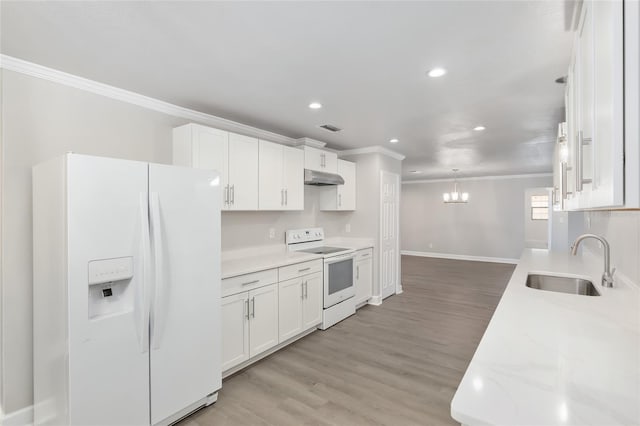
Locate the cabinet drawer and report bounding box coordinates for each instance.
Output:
[356,248,373,261]
[222,268,278,297]
[278,259,323,282]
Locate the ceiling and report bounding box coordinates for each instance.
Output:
[0,1,574,180]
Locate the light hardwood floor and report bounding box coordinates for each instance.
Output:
[180,256,514,426]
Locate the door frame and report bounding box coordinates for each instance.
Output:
[379,170,402,300]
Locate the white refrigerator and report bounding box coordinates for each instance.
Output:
[33,153,222,425]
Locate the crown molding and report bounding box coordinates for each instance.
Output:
[339,146,405,161]
[0,54,296,145]
[402,172,553,184]
[292,137,327,148]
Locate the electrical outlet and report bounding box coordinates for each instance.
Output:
[269,228,276,239]
[345,223,351,233]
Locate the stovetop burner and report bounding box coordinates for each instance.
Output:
[298,246,349,255]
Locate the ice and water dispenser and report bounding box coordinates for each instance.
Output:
[88,257,134,319]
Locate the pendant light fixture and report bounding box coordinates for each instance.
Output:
[443,169,469,203]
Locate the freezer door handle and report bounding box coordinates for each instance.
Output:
[137,194,151,353]
[150,192,166,350]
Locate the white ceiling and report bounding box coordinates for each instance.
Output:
[0,1,573,180]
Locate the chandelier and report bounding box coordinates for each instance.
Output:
[443,169,469,203]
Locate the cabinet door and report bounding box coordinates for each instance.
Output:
[228,133,259,210]
[302,272,323,330]
[191,125,230,209]
[258,140,284,210]
[337,160,356,210]
[304,146,325,172]
[221,293,249,371]
[249,284,279,357]
[278,277,303,342]
[576,0,595,197]
[590,0,624,208]
[355,256,373,306]
[323,151,338,173]
[283,146,304,210]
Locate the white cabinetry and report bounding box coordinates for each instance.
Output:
[560,0,629,210]
[355,248,373,307]
[278,260,323,342]
[320,159,356,211]
[258,140,304,210]
[173,123,259,210]
[221,270,279,372]
[304,146,338,173]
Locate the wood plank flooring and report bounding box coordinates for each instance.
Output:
[180,256,514,426]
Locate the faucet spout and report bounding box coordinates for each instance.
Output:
[570,234,614,287]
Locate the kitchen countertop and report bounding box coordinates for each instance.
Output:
[221,237,374,279]
[451,248,640,426]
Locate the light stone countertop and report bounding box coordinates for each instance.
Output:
[451,248,640,426]
[221,237,375,279]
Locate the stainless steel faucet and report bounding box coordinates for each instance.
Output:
[571,234,615,287]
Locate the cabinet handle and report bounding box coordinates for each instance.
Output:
[242,279,260,286]
[304,281,308,299]
[301,282,305,299]
[245,299,250,320]
[285,189,288,206]
[321,153,325,168]
[281,189,284,206]
[356,265,360,280]
[224,185,229,205]
[576,131,593,192]
[338,193,342,207]
[298,267,311,273]
[230,184,235,205]
[251,297,255,318]
[561,162,574,200]
[361,253,370,257]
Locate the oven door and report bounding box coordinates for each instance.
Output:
[323,253,356,308]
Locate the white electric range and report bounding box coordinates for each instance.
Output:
[286,228,356,329]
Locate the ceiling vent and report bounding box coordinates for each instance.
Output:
[318,124,342,133]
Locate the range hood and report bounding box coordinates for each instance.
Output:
[304,169,345,186]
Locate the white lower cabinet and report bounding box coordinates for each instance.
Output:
[355,248,373,306]
[221,282,278,372]
[278,271,323,342]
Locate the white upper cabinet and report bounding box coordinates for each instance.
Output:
[303,146,338,173]
[320,159,356,211]
[561,0,629,210]
[258,141,304,210]
[173,123,259,210]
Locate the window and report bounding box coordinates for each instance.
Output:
[531,194,549,220]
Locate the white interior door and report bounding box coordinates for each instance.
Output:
[228,133,259,210]
[258,140,284,210]
[67,155,150,426]
[148,164,221,424]
[380,171,400,300]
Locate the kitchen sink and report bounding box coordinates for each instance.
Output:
[526,274,600,296]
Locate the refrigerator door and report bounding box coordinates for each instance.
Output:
[67,154,151,425]
[148,163,222,425]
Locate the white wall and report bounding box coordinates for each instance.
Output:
[401,175,553,261]
[580,210,640,284]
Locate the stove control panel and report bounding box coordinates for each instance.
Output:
[286,227,324,245]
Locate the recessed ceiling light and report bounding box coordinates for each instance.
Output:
[308,102,322,109]
[473,126,486,131]
[409,170,422,174]
[389,138,399,143]
[427,67,447,78]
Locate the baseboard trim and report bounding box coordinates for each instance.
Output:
[401,250,519,265]
[1,405,34,426]
[368,295,382,306]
